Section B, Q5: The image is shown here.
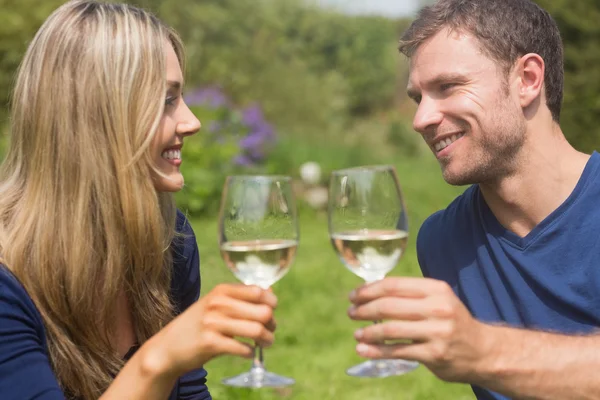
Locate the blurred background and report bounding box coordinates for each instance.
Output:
[0,0,598,399]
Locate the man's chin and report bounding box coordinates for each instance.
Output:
[441,167,473,187]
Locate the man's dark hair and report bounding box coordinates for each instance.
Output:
[400,0,564,122]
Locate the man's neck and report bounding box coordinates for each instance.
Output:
[479,126,590,238]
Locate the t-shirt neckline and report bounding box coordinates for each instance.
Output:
[477,151,600,249]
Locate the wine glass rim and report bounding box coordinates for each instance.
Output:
[226,174,292,182]
[331,165,396,175]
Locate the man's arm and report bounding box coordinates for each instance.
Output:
[473,324,600,400]
[349,277,600,400]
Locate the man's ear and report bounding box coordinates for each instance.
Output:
[516,53,545,109]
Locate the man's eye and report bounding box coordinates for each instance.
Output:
[440,83,457,92]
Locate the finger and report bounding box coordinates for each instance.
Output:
[204,295,274,324]
[348,297,431,321]
[205,317,275,348]
[211,284,278,308]
[350,277,449,305]
[209,334,255,359]
[265,317,277,333]
[355,320,435,343]
[355,342,428,362]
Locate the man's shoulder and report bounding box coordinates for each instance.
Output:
[419,185,479,240]
[416,186,480,277]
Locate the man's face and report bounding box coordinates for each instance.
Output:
[407,29,526,186]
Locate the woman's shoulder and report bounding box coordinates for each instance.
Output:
[0,266,61,398]
[171,210,201,312]
[173,209,198,259]
[1,265,34,305]
[0,265,47,339]
[175,209,195,237]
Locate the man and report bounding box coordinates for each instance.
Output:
[348,0,600,399]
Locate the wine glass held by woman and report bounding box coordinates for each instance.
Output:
[218,175,299,388]
[0,1,277,399]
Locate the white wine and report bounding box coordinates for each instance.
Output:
[330,230,408,282]
[220,239,297,289]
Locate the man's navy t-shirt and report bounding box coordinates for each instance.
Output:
[0,210,212,399]
[417,152,600,400]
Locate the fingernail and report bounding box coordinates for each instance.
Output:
[356,343,369,355]
[266,292,277,305]
[349,289,356,301]
[354,328,363,340]
[347,305,356,317]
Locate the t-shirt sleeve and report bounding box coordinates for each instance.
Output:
[416,213,441,279]
[172,211,212,400]
[0,268,65,399]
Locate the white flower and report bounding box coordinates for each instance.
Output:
[304,186,328,209]
[299,161,321,185]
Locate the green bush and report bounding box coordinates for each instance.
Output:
[387,118,423,157]
[176,90,279,216]
[175,125,239,216]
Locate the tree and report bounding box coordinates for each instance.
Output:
[535,0,600,153]
[0,0,64,124]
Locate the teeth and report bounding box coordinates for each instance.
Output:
[434,133,464,152]
[161,149,181,160]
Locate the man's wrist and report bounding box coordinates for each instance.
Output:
[467,322,508,386]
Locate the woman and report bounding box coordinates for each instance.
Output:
[0,1,276,399]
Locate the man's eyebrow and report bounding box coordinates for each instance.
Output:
[427,72,468,86]
[406,72,468,99]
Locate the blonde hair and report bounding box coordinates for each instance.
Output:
[0,1,186,398]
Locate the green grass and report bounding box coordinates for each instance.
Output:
[189,155,473,399]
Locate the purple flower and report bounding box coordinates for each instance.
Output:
[183,88,277,167]
[241,104,264,126]
[209,121,223,133]
[239,132,264,149]
[184,86,231,108]
[241,104,276,141]
[238,132,266,160]
[233,154,254,166]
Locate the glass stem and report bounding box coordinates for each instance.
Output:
[251,344,266,372]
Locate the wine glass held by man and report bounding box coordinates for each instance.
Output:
[328,166,418,378]
[0,1,278,399]
[348,1,600,400]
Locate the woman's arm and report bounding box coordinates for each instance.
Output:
[0,270,65,400]
[1,267,276,400]
[102,284,277,400]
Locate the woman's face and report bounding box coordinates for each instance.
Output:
[151,42,201,192]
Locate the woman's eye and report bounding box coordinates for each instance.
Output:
[165,96,178,107]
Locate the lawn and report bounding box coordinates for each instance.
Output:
[189,155,475,399]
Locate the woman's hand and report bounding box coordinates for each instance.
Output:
[141,283,277,380]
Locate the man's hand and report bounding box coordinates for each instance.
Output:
[348,277,491,383]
